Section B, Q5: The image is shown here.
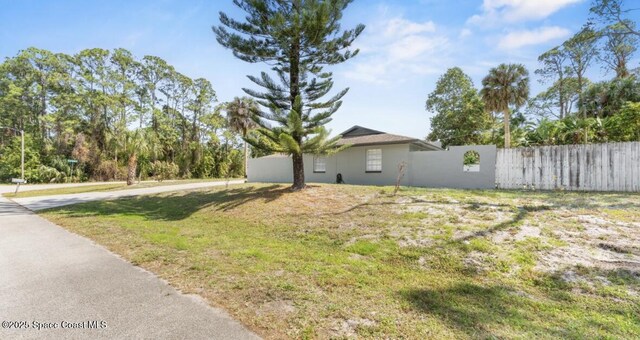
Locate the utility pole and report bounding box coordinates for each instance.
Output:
[21,129,24,180]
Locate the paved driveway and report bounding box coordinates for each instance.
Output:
[0,181,258,339]
[0,181,127,194]
[10,180,245,211]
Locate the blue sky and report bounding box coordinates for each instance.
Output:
[1,0,632,138]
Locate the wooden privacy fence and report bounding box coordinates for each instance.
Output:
[495,142,640,192]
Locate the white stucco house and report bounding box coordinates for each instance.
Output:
[247,125,497,189]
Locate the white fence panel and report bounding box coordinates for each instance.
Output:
[496,142,640,192]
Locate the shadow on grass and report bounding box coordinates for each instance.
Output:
[400,282,561,338]
[538,265,640,289]
[399,277,638,338]
[454,205,552,242]
[48,184,289,221]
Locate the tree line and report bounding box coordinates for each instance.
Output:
[1,0,364,190]
[427,0,640,148]
[0,47,249,183]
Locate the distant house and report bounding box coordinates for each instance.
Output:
[248,125,497,189]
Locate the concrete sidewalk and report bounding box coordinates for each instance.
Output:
[10,180,245,211]
[0,192,258,339]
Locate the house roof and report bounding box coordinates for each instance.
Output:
[337,125,442,150]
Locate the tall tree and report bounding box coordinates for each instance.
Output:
[185,78,217,175]
[213,0,364,190]
[425,67,490,147]
[76,48,113,155]
[139,56,174,133]
[590,0,640,37]
[110,48,138,162]
[22,48,64,139]
[49,52,82,155]
[225,97,258,177]
[563,26,600,142]
[480,64,530,148]
[527,77,580,119]
[0,50,43,138]
[535,46,577,118]
[600,21,638,78]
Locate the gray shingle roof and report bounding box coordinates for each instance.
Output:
[337,133,417,146]
[335,125,442,150]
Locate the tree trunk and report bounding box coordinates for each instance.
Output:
[286,5,304,190]
[244,141,248,178]
[291,152,305,191]
[114,146,118,181]
[558,76,565,119]
[490,112,496,144]
[127,152,137,186]
[578,74,587,144]
[503,109,511,148]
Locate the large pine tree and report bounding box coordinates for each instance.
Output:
[213,0,364,190]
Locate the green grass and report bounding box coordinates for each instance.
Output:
[3,178,240,198]
[40,184,640,339]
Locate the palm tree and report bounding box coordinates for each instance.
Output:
[481,64,530,148]
[225,97,258,177]
[125,129,148,185]
[104,128,120,180]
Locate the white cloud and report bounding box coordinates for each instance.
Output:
[498,26,571,50]
[468,0,584,25]
[383,18,436,38]
[342,11,450,84]
[343,61,388,83]
[459,28,472,38]
[388,35,447,61]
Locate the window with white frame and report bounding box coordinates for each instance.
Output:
[313,156,326,173]
[366,148,382,172]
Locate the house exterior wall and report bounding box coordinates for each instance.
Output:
[248,144,411,186]
[335,144,411,186]
[408,145,496,189]
[246,155,293,183]
[247,144,497,189]
[304,153,337,183]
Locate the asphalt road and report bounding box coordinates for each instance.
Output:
[0,181,259,339]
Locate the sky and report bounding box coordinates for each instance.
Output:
[1,0,635,138]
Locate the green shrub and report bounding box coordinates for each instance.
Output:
[35,165,69,183]
[151,161,179,181]
[0,135,41,182]
[463,150,480,165]
[604,102,640,142]
[94,160,119,181]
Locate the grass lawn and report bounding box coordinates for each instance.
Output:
[3,178,240,198]
[41,184,640,339]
